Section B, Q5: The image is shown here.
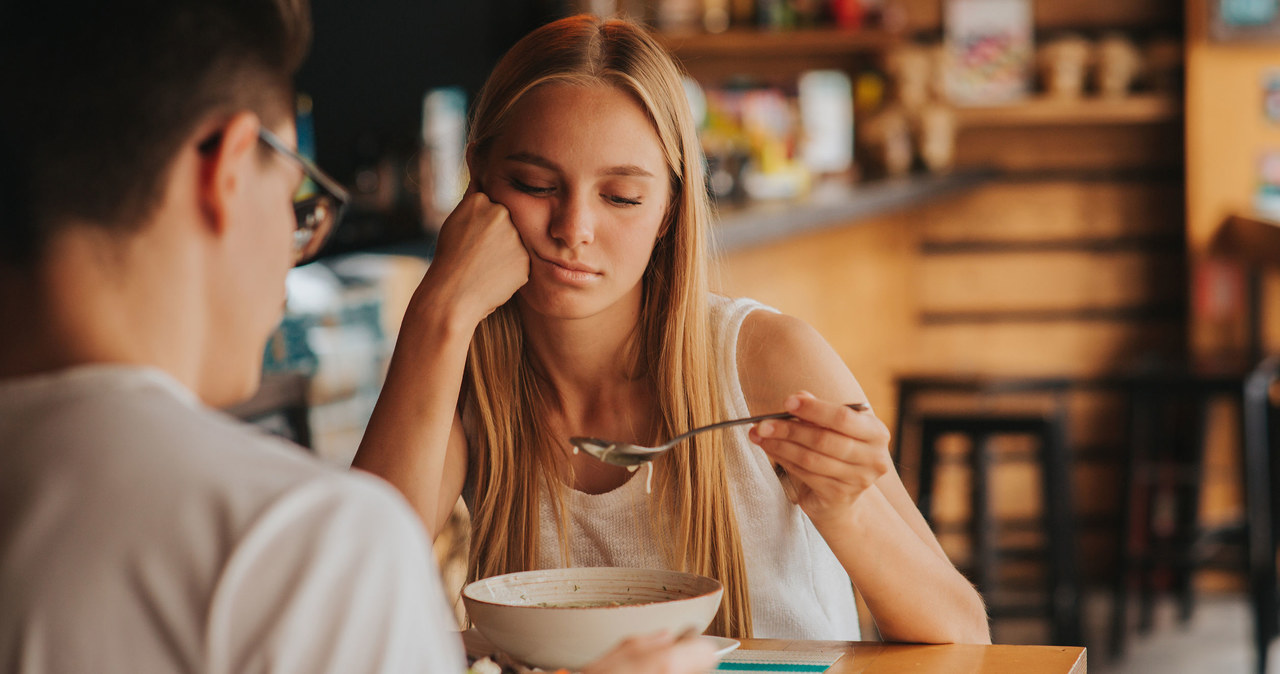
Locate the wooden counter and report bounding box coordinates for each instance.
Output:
[712,171,991,253]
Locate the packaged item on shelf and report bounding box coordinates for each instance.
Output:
[914,103,956,173]
[699,88,751,201]
[1038,34,1090,99]
[885,44,933,112]
[655,0,701,31]
[1094,33,1142,98]
[858,106,913,177]
[943,0,1033,104]
[740,87,809,199]
[755,0,796,29]
[704,0,730,32]
[829,0,865,30]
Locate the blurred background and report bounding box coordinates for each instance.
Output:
[226,1,1280,671]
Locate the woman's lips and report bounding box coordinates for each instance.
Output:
[538,254,601,285]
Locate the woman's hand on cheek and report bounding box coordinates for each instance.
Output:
[748,392,893,524]
[420,184,530,326]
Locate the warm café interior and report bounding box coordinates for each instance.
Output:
[15,0,1280,672]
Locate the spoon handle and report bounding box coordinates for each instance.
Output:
[668,402,868,447]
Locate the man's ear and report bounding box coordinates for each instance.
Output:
[197,112,261,237]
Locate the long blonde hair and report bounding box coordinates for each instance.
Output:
[461,15,751,638]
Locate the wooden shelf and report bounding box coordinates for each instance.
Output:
[953,94,1182,128]
[656,27,899,59]
[894,0,1181,34]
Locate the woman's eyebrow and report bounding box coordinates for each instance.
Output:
[600,164,654,178]
[504,151,655,178]
[505,151,558,171]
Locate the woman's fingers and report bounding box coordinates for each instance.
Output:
[785,392,887,443]
[755,415,891,468]
[749,392,894,505]
[772,453,866,501]
[756,432,887,489]
[421,191,530,323]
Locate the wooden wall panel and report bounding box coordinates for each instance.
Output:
[915,180,1184,244]
[714,210,921,418]
[954,125,1182,173]
[912,322,1182,376]
[918,250,1182,313]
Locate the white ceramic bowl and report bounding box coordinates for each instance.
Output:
[462,567,724,670]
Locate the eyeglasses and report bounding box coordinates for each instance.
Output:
[256,126,348,265]
[198,125,349,265]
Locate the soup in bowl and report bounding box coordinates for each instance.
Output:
[462,567,723,670]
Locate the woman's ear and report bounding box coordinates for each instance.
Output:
[197,112,261,237]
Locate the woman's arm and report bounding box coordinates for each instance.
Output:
[737,310,990,644]
[352,191,529,539]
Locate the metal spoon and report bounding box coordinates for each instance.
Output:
[570,403,869,467]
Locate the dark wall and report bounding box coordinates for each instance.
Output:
[297,0,567,183]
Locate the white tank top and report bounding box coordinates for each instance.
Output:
[534,295,861,640]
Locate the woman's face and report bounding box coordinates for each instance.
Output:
[480,82,673,321]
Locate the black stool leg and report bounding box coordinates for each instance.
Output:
[1043,411,1082,646]
[972,432,995,599]
[1112,385,1152,657]
[1139,390,1174,635]
[918,422,942,529]
[1245,368,1278,674]
[1174,390,1214,624]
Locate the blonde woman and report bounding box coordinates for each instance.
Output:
[354,15,989,644]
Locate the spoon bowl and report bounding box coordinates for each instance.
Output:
[571,402,868,467]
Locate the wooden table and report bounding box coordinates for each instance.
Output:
[737,638,1087,673]
[462,629,1086,673]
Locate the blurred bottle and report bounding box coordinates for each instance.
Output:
[704,0,731,33]
[830,0,865,29]
[419,87,467,235]
[756,0,795,29]
[797,70,854,176]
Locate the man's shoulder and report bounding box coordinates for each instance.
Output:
[5,364,324,472]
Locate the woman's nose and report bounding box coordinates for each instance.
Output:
[549,192,595,248]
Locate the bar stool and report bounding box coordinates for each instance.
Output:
[1109,369,1246,660]
[914,410,1083,647]
[1244,356,1280,674]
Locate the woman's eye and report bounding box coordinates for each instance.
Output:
[509,178,554,196]
[607,194,643,206]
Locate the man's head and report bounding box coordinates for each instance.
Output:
[0,0,311,266]
[0,0,320,406]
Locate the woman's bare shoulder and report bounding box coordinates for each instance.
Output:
[736,308,865,414]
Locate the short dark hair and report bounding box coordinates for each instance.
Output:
[0,0,312,265]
